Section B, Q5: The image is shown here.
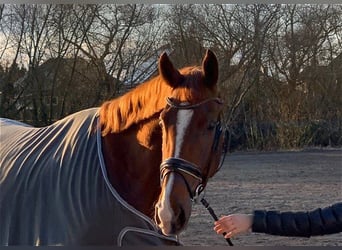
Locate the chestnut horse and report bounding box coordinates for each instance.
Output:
[100,49,224,235]
[0,50,224,245]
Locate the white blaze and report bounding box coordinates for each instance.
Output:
[157,174,174,230]
[158,108,193,234]
[174,109,194,157]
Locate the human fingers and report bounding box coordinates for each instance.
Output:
[216,216,234,228]
[224,230,235,239]
[214,223,227,234]
[216,226,237,238]
[214,223,235,235]
[215,227,227,235]
[214,224,223,234]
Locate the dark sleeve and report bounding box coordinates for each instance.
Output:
[251,202,342,237]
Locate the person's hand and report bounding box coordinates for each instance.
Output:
[214,214,253,238]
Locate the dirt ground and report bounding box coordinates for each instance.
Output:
[179,148,342,246]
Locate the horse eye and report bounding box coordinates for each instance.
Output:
[207,121,217,130]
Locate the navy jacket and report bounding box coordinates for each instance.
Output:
[252,202,342,237]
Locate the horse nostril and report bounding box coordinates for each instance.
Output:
[180,208,186,224]
[176,207,186,227]
[170,207,186,233]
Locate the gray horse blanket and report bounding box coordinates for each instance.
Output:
[0,108,179,246]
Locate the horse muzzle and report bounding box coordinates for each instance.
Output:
[154,201,187,236]
[155,157,205,235]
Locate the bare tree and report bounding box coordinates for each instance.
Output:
[1,4,163,125]
[62,4,160,99]
[265,4,342,147]
[1,4,340,147]
[170,4,280,149]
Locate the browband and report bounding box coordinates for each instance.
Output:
[166,97,223,109]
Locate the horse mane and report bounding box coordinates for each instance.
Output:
[100,66,214,136]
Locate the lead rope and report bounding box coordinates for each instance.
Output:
[200,198,234,246]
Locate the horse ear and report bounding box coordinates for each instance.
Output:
[159,52,183,87]
[202,49,219,87]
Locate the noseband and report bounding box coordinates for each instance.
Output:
[160,157,204,203]
[159,97,226,203]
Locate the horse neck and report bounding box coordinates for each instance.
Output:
[101,77,172,217]
[100,77,172,217]
[102,117,162,217]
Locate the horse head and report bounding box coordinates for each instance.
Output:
[155,50,225,236]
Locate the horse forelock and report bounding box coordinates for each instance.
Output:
[172,66,217,102]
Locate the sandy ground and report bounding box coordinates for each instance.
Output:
[179,149,342,246]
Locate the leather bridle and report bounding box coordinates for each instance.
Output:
[159,97,227,204]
